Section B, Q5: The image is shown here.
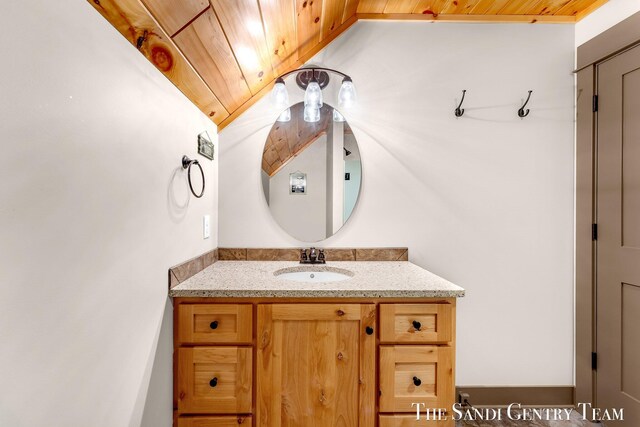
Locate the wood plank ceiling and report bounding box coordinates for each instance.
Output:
[89,0,608,130]
[262,103,355,177]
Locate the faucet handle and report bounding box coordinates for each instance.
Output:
[318,249,326,262]
[300,249,308,261]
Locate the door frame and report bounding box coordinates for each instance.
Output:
[575,10,640,406]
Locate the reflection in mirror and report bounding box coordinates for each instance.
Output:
[261,102,361,242]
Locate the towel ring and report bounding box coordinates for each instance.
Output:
[182,155,205,198]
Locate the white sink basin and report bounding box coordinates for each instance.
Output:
[274,267,353,283]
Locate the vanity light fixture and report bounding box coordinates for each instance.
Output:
[270,67,356,123]
[271,77,289,110]
[303,74,323,108]
[303,105,320,123]
[276,107,291,122]
[338,76,356,108]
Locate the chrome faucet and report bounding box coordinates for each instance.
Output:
[300,247,326,264]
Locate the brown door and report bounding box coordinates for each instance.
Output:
[596,44,640,425]
[256,304,376,427]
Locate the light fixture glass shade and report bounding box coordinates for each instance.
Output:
[276,108,291,122]
[304,81,323,108]
[303,105,320,123]
[270,79,289,109]
[338,79,357,108]
[333,109,345,122]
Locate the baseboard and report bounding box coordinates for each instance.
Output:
[455,386,574,407]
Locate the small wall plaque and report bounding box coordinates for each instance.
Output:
[290,171,307,194]
[198,131,214,160]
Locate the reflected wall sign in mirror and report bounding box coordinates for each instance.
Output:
[261,102,362,242]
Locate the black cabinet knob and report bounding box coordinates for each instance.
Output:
[413,376,422,386]
[210,377,218,387]
[412,320,421,331]
[210,321,219,330]
[365,326,374,335]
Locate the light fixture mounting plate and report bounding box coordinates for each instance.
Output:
[295,69,330,90]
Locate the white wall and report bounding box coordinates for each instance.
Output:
[0,2,217,427]
[269,135,327,242]
[219,21,575,386]
[576,0,640,47]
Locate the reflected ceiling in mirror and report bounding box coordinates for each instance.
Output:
[261,102,361,242]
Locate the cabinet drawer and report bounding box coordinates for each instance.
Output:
[177,416,252,427]
[379,346,454,412]
[178,304,252,344]
[380,304,452,343]
[379,415,452,427]
[177,347,252,413]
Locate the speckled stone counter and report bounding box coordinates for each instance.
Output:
[169,261,465,298]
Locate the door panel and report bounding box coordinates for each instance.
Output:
[256,304,376,427]
[622,283,640,401]
[596,43,640,426]
[622,68,640,249]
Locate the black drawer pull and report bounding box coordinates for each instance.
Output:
[210,321,219,330]
[365,326,374,335]
[412,320,421,331]
[413,376,422,386]
[210,377,218,388]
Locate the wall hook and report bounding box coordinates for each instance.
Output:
[518,90,533,118]
[454,90,467,117]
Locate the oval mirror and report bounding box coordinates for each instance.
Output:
[261,102,361,242]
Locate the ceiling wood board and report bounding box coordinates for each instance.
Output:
[90,0,609,131]
[173,9,252,112]
[357,0,385,13]
[322,0,348,41]
[88,0,228,123]
[525,0,573,15]
[356,12,577,22]
[210,0,274,94]
[260,0,300,76]
[262,103,332,176]
[216,14,358,130]
[442,0,483,15]
[296,0,325,56]
[383,0,419,14]
[556,0,602,16]
[468,0,512,14]
[498,0,544,15]
[140,0,208,36]
[343,0,360,21]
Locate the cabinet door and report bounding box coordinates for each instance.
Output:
[379,304,452,343]
[177,347,252,413]
[257,304,376,427]
[177,304,253,344]
[379,346,454,413]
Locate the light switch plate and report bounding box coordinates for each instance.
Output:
[203,215,210,239]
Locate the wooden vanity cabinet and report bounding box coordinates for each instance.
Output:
[174,298,456,427]
[257,304,376,427]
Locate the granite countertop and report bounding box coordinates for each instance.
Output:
[169,261,465,298]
